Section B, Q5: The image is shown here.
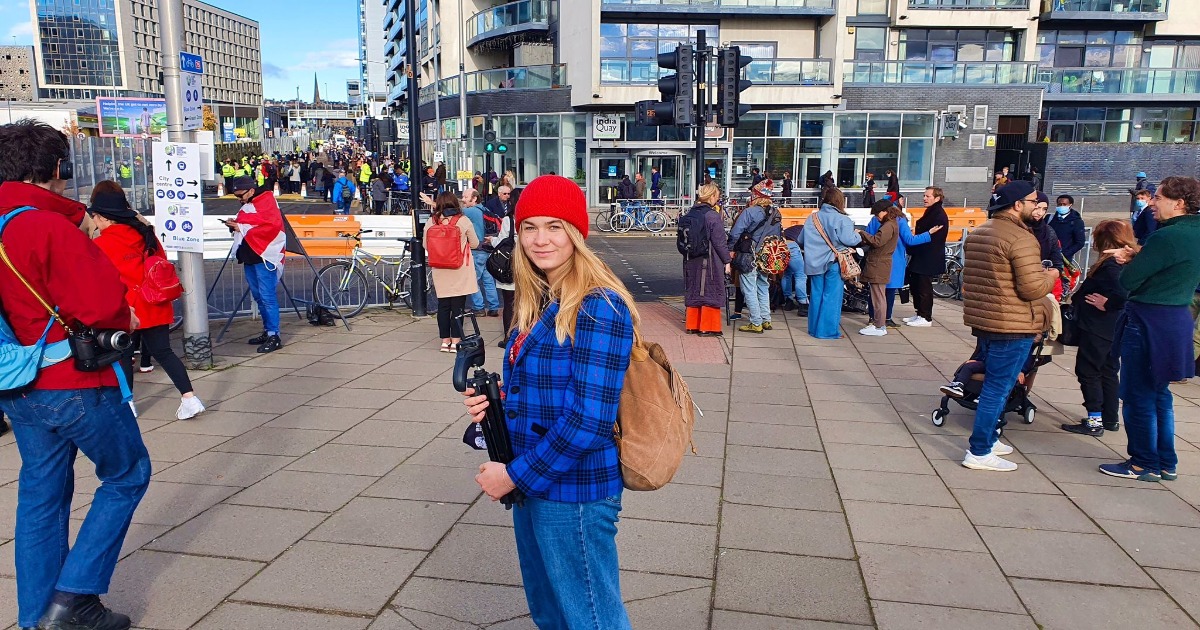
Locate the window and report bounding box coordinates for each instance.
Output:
[854,28,887,61]
[1037,30,1142,68]
[900,29,1017,62]
[600,22,719,83]
[1040,106,1132,142]
[1140,107,1198,143]
[858,0,888,14]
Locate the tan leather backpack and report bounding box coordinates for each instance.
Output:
[614,341,698,491]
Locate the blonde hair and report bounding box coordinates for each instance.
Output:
[511,221,642,345]
[697,183,720,205]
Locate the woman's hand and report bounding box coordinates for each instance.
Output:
[461,387,489,423]
[724,263,731,275]
[928,225,943,235]
[1104,246,1136,264]
[1084,293,1109,311]
[476,461,516,501]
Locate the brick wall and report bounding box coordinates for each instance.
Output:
[1044,143,1200,211]
[843,86,1042,207]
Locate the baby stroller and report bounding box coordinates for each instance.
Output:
[841,248,871,314]
[932,334,1053,435]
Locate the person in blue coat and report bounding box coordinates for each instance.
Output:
[864,196,938,327]
[802,187,860,339]
[330,171,356,214]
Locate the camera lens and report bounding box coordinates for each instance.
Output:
[96,330,132,351]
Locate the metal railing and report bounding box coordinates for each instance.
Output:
[419,64,568,103]
[1042,0,1166,11]
[745,58,833,85]
[466,0,553,44]
[600,0,835,8]
[843,61,1041,85]
[910,0,1028,6]
[1044,68,1200,95]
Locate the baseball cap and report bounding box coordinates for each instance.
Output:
[987,180,1036,213]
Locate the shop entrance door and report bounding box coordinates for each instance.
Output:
[594,155,630,204]
[837,157,862,189]
[635,154,683,200]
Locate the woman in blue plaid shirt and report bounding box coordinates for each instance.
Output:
[464,175,638,629]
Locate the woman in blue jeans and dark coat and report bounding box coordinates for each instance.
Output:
[462,175,637,629]
[802,187,859,339]
[1099,175,1200,482]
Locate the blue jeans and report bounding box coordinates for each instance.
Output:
[1120,319,1177,473]
[335,198,352,214]
[0,387,151,627]
[244,262,281,335]
[867,288,897,321]
[807,265,844,339]
[470,249,500,311]
[740,267,771,326]
[781,243,809,304]
[969,336,1035,456]
[512,494,631,630]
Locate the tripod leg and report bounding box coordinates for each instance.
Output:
[217,286,251,343]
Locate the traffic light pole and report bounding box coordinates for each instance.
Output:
[694,30,707,189]
[404,1,428,317]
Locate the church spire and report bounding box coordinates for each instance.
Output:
[313,73,322,106]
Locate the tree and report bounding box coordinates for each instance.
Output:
[201,105,217,131]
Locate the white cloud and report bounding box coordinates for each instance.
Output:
[6,20,33,44]
[289,39,360,72]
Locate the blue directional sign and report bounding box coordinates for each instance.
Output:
[180,52,203,74]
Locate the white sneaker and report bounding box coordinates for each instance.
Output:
[902,315,921,324]
[858,325,887,337]
[962,451,1018,472]
[991,441,1014,456]
[176,396,206,420]
[906,317,933,327]
[138,365,155,373]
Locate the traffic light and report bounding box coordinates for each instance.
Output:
[716,46,752,127]
[635,44,695,127]
[483,130,507,154]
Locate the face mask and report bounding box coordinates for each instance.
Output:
[1056,206,1070,215]
[1135,200,1148,210]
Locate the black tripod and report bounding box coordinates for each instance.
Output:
[453,313,525,509]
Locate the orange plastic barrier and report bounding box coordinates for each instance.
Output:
[779,207,816,228]
[287,215,361,257]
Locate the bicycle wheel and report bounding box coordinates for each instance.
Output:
[643,210,669,233]
[611,210,634,233]
[397,267,433,310]
[314,261,369,318]
[932,259,964,299]
[594,209,613,233]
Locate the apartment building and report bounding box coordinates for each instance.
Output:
[0,46,38,102]
[382,0,1199,205]
[29,0,262,131]
[360,0,390,116]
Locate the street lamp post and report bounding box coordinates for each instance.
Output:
[405,0,428,317]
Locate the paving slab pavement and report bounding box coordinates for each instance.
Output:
[2,297,1200,629]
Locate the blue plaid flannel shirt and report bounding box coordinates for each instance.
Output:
[502,289,634,502]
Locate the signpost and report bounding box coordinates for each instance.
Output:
[152,141,204,254]
[180,52,203,131]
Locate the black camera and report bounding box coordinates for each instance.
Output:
[453,313,524,508]
[69,325,132,372]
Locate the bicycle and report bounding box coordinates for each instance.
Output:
[594,204,616,233]
[313,230,425,317]
[932,242,964,299]
[610,200,669,233]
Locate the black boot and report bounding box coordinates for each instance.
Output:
[256,335,282,353]
[1061,417,1104,437]
[796,302,809,317]
[0,416,9,437]
[782,299,796,312]
[38,593,131,630]
[1103,421,1120,433]
[247,332,269,345]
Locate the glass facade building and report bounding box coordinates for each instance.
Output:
[35,0,123,89]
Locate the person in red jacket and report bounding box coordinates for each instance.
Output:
[225,176,286,352]
[89,186,205,421]
[0,119,149,630]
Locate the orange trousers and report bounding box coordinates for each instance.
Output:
[686,306,723,334]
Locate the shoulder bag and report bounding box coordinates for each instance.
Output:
[811,214,861,282]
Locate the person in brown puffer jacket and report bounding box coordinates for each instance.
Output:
[959,181,1057,474]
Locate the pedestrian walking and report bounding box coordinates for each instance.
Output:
[960,181,1056,472]
[1061,220,1133,437]
[803,187,859,339]
[906,187,950,326]
[857,200,901,336]
[1099,176,1200,482]
[485,205,516,347]
[1132,188,1157,245]
[862,172,876,207]
[461,188,500,317]
[1049,194,1086,264]
[728,198,781,334]
[681,183,731,336]
[370,176,387,215]
[462,174,636,630]
[1128,170,1156,217]
[781,171,793,205]
[225,176,286,353]
[88,184,205,421]
[885,168,900,196]
[634,173,647,200]
[428,193,479,352]
[332,170,356,215]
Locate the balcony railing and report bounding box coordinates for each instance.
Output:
[909,0,1028,7]
[466,0,553,47]
[1044,68,1200,96]
[1042,0,1166,11]
[419,64,568,104]
[601,0,834,6]
[843,61,1041,85]
[745,58,833,85]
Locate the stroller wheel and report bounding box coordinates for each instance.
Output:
[1023,406,1036,425]
[932,408,947,427]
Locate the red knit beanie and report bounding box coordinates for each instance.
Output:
[514,175,588,239]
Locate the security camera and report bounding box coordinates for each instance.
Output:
[958,118,968,130]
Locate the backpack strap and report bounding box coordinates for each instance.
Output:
[0,207,74,368]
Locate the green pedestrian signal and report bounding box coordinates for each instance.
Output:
[484,130,506,154]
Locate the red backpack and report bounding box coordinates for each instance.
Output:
[426,215,468,269]
[138,254,184,304]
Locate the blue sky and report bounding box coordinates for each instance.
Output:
[2,0,361,102]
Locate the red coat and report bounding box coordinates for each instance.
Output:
[0,182,131,390]
[93,224,175,329]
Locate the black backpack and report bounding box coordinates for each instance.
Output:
[306,303,337,326]
[676,207,710,260]
[486,235,515,284]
